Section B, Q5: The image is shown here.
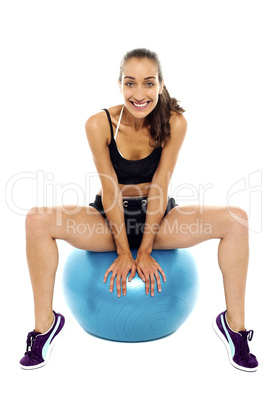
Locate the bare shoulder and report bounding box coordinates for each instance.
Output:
[169,111,187,136]
[161,112,187,149]
[85,110,110,146]
[85,105,123,146]
[84,108,121,190]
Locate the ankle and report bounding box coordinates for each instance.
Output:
[226,311,245,332]
[35,311,54,334]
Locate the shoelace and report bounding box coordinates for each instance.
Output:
[25,331,39,357]
[239,330,254,360]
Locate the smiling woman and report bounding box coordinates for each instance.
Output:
[19,47,258,372]
[118,48,184,148]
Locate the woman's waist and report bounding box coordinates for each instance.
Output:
[94,194,149,206]
[97,182,152,198]
[94,194,172,208]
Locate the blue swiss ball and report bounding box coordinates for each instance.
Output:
[63,248,199,342]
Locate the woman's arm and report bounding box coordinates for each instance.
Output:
[85,112,131,255]
[135,113,187,294]
[102,192,131,255]
[138,113,187,253]
[85,112,136,296]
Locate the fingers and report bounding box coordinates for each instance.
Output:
[137,267,145,282]
[104,264,136,298]
[103,267,112,283]
[103,265,118,295]
[117,269,135,296]
[121,275,127,296]
[109,272,116,294]
[145,274,150,296]
[104,258,166,298]
[115,273,128,297]
[137,265,166,297]
[110,273,124,297]
[154,272,162,293]
[142,273,155,296]
[108,272,123,297]
[128,265,136,282]
[116,275,121,297]
[146,273,159,297]
[158,266,167,283]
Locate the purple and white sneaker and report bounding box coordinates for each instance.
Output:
[20,311,65,370]
[213,310,258,372]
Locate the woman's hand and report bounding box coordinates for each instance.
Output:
[103,253,136,297]
[135,251,166,296]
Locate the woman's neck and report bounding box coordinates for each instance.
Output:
[122,105,147,132]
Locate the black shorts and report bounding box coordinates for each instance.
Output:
[89,194,178,249]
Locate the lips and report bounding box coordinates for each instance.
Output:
[130,101,151,111]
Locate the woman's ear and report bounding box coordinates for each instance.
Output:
[118,80,122,93]
[159,80,165,95]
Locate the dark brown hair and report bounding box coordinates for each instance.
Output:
[118,48,185,147]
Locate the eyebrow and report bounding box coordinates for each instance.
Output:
[123,76,157,80]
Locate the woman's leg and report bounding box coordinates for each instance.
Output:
[25,205,116,333]
[153,205,249,331]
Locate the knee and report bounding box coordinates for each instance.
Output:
[25,206,50,234]
[227,206,249,233]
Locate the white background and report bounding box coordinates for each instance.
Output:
[1,0,266,400]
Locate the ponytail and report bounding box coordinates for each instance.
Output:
[146,85,185,148]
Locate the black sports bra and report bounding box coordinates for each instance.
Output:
[103,107,162,185]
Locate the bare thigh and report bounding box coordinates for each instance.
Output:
[28,205,117,252]
[153,204,247,249]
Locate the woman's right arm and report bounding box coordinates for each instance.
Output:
[85,112,136,296]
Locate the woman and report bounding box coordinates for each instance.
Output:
[19,48,258,372]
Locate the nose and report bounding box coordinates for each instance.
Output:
[132,86,146,102]
[133,95,146,103]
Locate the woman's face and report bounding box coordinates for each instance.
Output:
[119,57,164,118]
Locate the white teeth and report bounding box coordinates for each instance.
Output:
[133,102,148,108]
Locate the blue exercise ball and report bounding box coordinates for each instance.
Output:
[63,248,199,342]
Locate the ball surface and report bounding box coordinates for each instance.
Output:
[63,248,199,342]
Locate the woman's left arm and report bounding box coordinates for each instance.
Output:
[135,113,187,295]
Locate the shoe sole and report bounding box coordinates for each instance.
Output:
[212,318,258,373]
[20,321,66,370]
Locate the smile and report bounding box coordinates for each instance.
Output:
[130,101,150,110]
